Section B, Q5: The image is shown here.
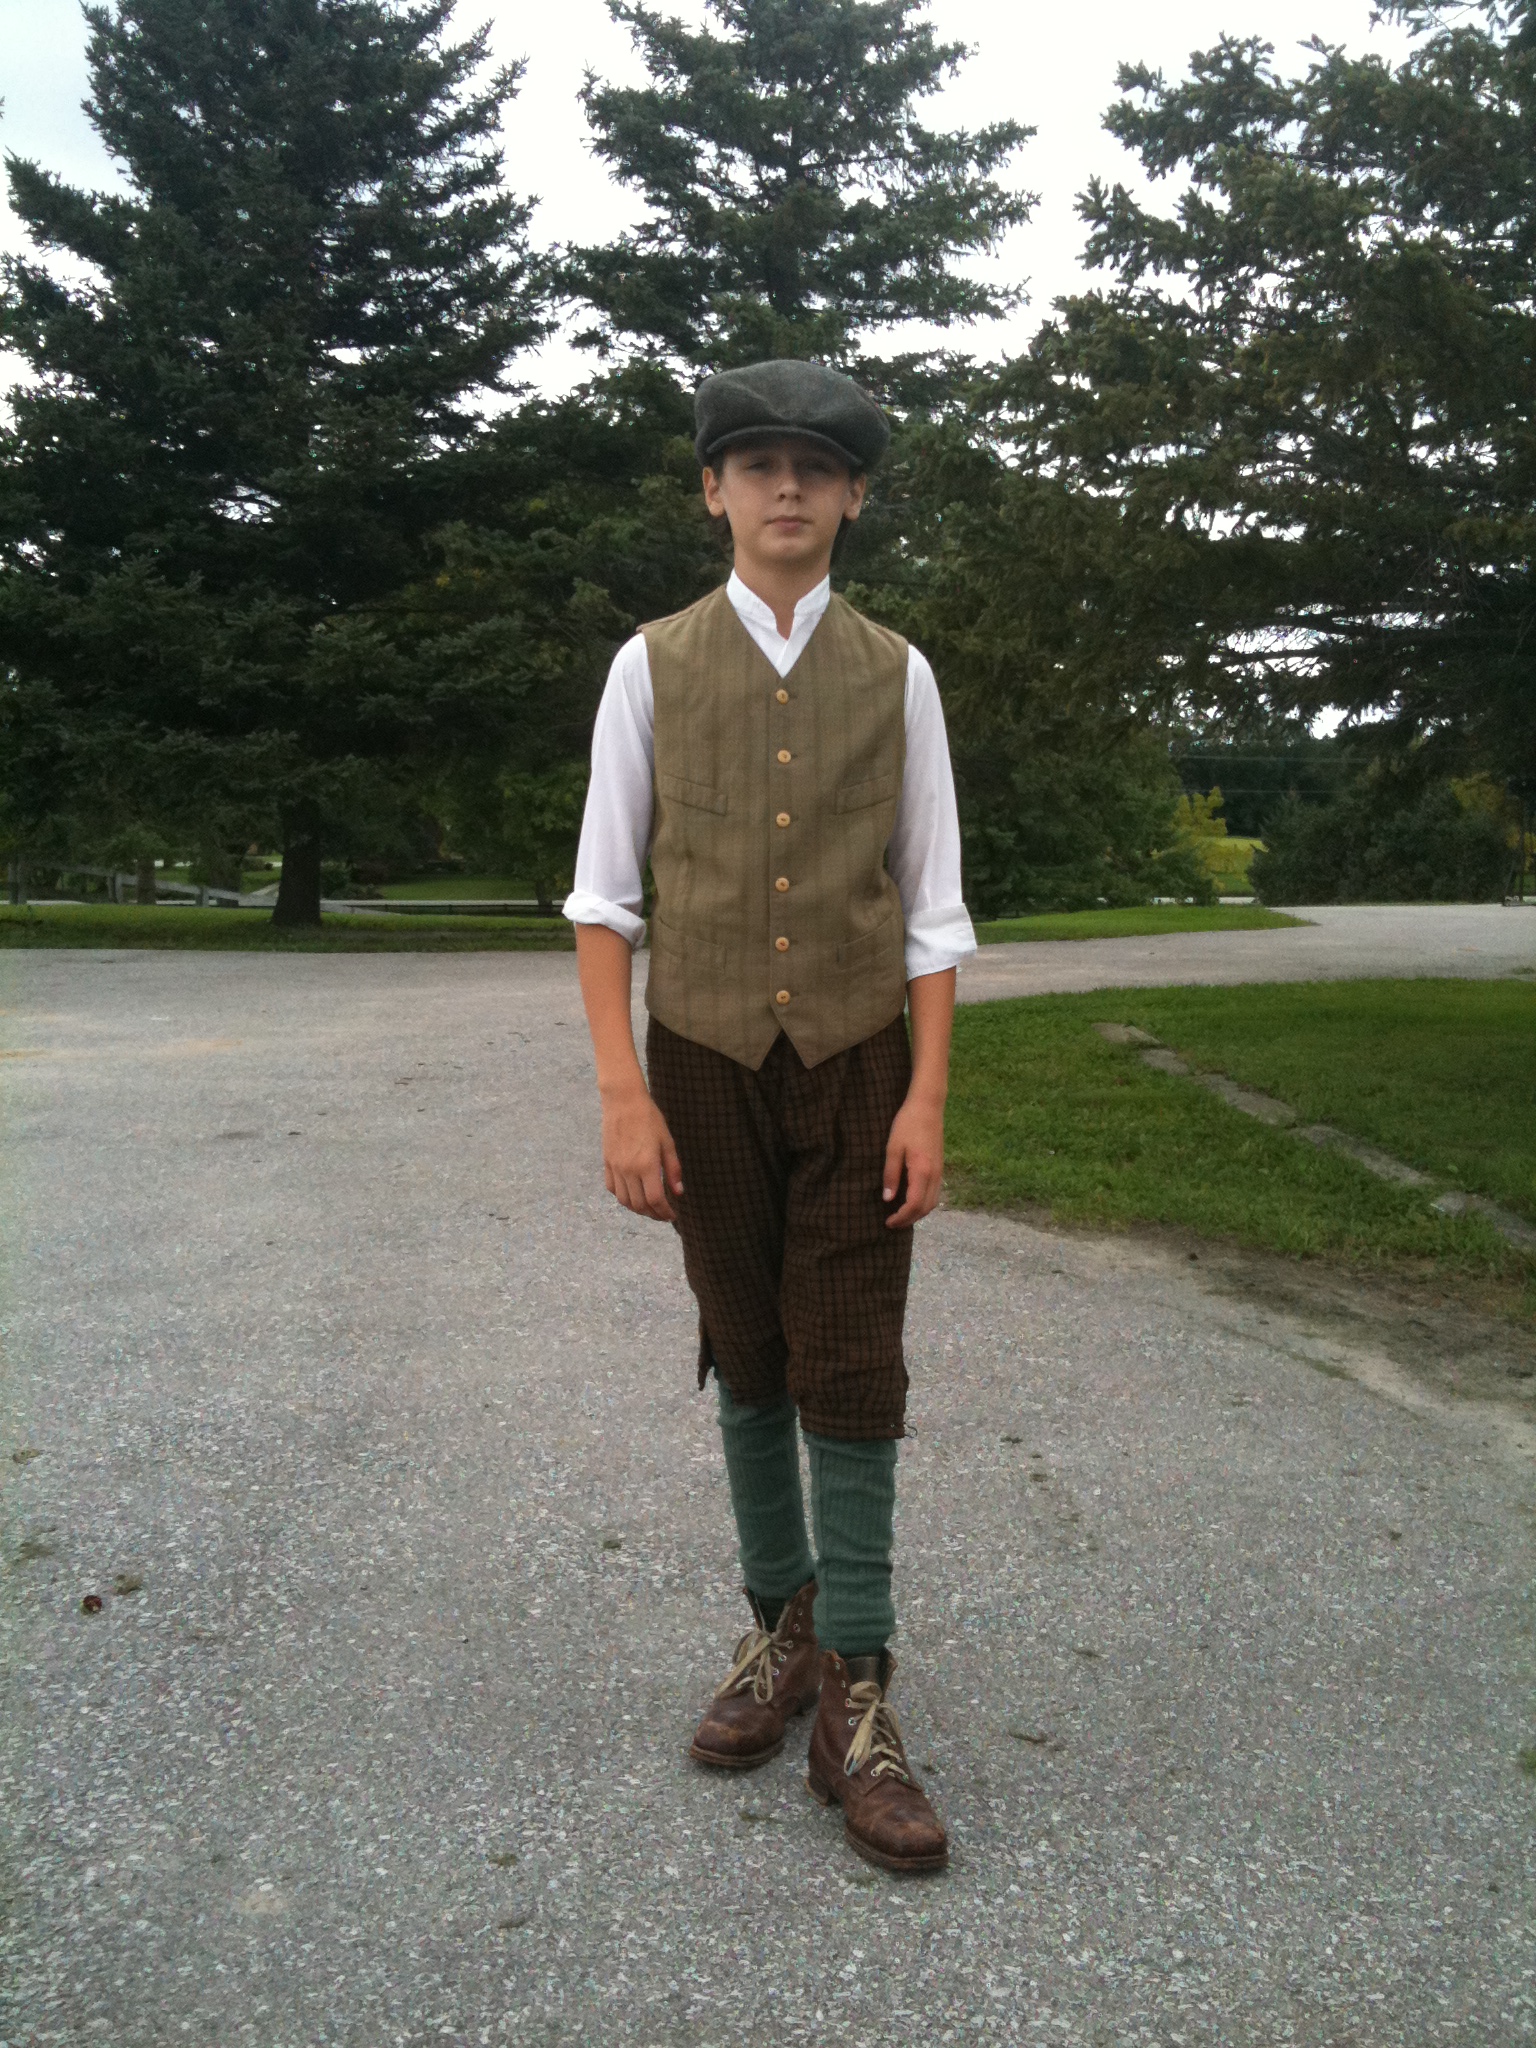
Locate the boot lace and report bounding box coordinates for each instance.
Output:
[843,1663,912,1784]
[714,1620,789,1705]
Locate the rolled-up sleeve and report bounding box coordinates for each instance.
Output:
[889,647,977,980]
[562,634,654,949]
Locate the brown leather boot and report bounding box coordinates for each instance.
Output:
[688,1579,820,1770]
[806,1650,948,1873]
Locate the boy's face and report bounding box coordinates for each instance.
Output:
[702,436,867,575]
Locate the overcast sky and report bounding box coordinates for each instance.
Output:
[1,0,1412,391]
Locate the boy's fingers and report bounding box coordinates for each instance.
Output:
[886,1155,939,1227]
[881,1138,905,1205]
[661,1136,685,1196]
[640,1155,676,1221]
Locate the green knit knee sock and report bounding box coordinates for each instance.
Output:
[715,1377,816,1606]
[806,1433,897,1660]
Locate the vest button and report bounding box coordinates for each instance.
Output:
[777,749,792,764]
[775,989,791,1005]
[774,876,789,892]
[775,688,789,704]
[775,811,791,827]
[775,936,789,951]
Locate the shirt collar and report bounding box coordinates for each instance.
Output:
[726,571,831,637]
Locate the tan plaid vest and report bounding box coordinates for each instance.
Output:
[643,584,908,1070]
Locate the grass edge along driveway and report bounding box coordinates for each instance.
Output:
[975,904,1302,943]
[946,978,1535,1308]
[0,906,574,950]
[0,901,1301,951]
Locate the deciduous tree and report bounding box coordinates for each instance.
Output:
[992,2,1536,789]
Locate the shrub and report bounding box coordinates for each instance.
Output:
[1252,777,1510,903]
[956,728,1217,917]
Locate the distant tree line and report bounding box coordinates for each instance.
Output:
[2,0,1530,923]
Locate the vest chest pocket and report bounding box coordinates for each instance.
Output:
[657,770,728,815]
[835,772,901,813]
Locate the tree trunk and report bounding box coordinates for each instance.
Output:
[273,801,323,926]
[7,858,26,906]
[136,855,157,906]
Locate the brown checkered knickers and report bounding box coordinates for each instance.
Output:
[644,1013,914,1441]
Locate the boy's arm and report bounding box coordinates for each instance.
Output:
[882,967,955,1228]
[575,924,684,1223]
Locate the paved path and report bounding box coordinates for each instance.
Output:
[2,948,1532,2047]
[962,901,1536,1001]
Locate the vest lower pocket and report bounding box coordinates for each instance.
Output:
[651,913,728,970]
[836,908,901,968]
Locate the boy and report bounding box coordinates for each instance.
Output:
[565,359,975,1874]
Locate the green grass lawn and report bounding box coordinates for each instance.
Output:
[975,904,1300,944]
[947,979,1535,1296]
[0,906,573,950]
[1195,835,1263,894]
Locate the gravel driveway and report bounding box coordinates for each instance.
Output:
[962,902,1536,1001]
[1,942,1531,2047]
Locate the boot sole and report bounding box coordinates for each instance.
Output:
[805,1769,949,1875]
[689,1736,783,1770]
[688,1688,819,1771]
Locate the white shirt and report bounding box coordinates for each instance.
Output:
[563,572,977,980]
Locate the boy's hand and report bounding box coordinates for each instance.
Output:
[602,1083,685,1222]
[882,1094,944,1228]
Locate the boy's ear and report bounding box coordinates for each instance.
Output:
[701,464,726,517]
[843,471,869,522]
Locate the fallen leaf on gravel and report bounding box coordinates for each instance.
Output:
[1006,1728,1053,1746]
[235,1886,289,1918]
[10,1447,42,1464]
[113,1573,145,1596]
[497,1906,534,1930]
[16,1536,56,1562]
[487,1851,517,1868]
[80,1593,103,1613]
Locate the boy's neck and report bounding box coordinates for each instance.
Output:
[730,555,832,641]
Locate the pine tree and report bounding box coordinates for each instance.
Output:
[0,0,547,922]
[987,1,1536,790]
[567,0,1033,389]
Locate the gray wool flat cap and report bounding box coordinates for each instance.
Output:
[693,359,890,471]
